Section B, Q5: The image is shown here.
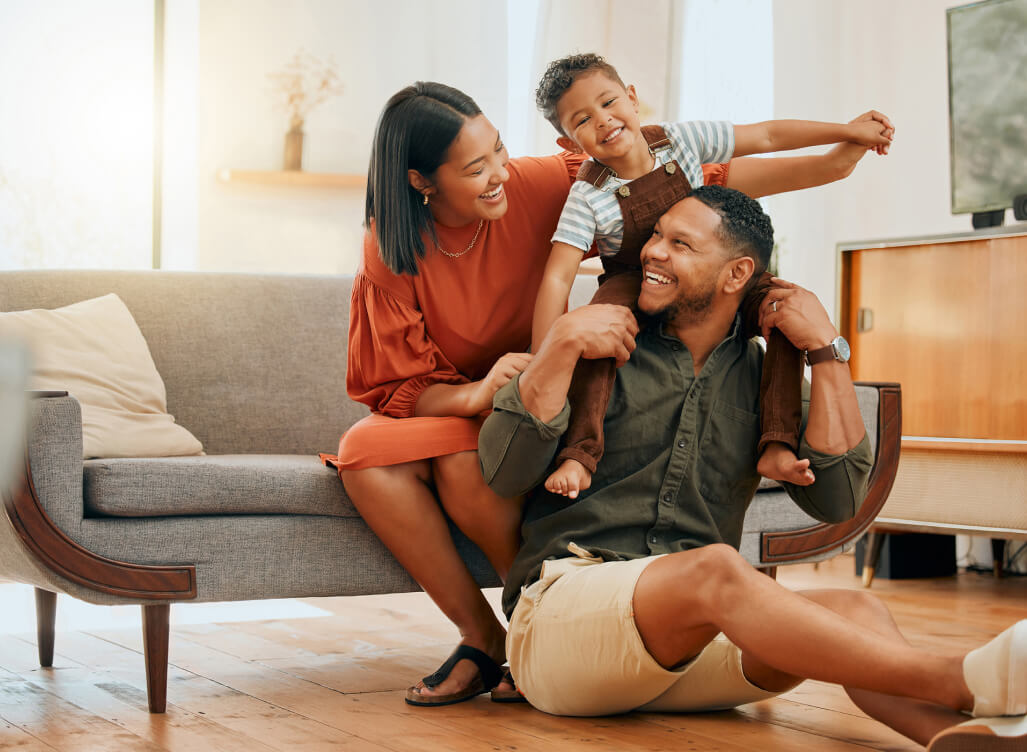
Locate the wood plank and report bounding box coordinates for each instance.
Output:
[737,697,919,751]
[0,719,57,751]
[0,675,167,752]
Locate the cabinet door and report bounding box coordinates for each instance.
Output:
[845,236,1027,440]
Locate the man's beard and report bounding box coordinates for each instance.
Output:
[644,276,717,328]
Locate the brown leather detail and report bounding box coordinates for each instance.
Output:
[806,343,838,365]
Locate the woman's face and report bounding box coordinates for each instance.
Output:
[422,114,510,227]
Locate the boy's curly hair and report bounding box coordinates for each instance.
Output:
[535,53,626,136]
[690,185,774,278]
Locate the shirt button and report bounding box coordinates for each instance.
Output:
[672,343,681,351]
[677,440,685,448]
[650,536,658,544]
[663,493,672,502]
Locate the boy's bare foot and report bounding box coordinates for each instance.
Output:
[545,459,593,499]
[757,442,815,486]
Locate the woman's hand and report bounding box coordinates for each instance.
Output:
[469,352,534,414]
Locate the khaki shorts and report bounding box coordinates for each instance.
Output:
[506,550,781,716]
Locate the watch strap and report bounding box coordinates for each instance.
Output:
[806,343,837,365]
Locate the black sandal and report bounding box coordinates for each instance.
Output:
[404,645,503,707]
[490,667,527,703]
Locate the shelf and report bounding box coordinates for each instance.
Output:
[217,169,365,189]
[900,438,1027,454]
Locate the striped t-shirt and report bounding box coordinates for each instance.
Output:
[552,120,734,257]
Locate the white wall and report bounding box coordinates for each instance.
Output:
[194,0,508,275]
[767,0,972,318]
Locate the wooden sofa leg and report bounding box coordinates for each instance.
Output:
[34,588,56,668]
[862,532,886,588]
[142,604,170,713]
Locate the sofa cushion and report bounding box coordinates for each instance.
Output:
[84,454,357,519]
[0,293,203,459]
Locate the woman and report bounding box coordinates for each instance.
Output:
[328,81,880,706]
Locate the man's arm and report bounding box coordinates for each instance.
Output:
[478,304,638,497]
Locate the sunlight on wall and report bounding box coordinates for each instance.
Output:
[0,1,154,270]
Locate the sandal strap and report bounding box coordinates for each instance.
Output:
[422,645,503,691]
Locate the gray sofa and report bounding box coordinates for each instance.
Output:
[0,270,901,713]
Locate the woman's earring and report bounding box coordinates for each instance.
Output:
[423,193,429,206]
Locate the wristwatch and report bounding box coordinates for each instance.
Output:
[806,335,851,365]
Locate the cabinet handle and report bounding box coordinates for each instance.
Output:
[857,307,874,333]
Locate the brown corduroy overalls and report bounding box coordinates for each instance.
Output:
[557,125,803,475]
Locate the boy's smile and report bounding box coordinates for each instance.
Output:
[554,72,652,178]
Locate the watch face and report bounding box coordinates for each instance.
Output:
[834,336,851,362]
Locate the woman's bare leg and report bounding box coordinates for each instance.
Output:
[341,459,507,699]
[632,544,973,712]
[432,450,522,580]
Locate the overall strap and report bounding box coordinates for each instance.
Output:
[574,124,673,189]
[640,124,671,153]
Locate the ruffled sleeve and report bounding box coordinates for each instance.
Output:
[703,161,731,187]
[347,233,469,418]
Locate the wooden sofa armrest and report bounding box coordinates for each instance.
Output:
[759,382,902,564]
[1,391,196,600]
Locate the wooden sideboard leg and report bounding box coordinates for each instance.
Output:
[34,588,56,668]
[759,566,778,580]
[142,604,170,713]
[992,538,1006,579]
[862,532,886,588]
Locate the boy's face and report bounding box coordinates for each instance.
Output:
[554,71,642,164]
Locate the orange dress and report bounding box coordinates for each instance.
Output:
[328,157,730,470]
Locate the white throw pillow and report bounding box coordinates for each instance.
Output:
[0,293,203,459]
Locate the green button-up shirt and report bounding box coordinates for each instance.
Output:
[479,321,873,619]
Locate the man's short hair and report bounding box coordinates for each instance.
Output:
[535,53,626,136]
[690,185,774,278]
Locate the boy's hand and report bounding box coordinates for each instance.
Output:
[850,110,895,155]
[847,119,893,151]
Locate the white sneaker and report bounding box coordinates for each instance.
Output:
[964,620,1027,717]
[927,716,1027,751]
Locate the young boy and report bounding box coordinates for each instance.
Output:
[533,53,893,499]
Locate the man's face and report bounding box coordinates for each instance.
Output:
[637,198,730,326]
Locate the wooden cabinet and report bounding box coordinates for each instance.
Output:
[839,227,1027,539]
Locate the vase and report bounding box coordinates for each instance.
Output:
[283,122,304,171]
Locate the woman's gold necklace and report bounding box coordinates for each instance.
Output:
[436,219,485,258]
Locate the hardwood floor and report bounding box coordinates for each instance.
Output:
[1,554,1024,751]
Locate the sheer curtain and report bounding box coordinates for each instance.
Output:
[0,1,156,270]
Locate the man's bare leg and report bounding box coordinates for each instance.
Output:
[632,544,973,713]
[788,589,969,746]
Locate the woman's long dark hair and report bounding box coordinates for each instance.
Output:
[365,82,482,275]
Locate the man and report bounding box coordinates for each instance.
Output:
[479,185,1026,750]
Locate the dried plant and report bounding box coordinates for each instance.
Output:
[268,50,344,130]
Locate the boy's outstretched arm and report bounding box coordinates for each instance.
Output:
[725,141,868,198]
[725,110,896,197]
[532,242,587,353]
[733,111,894,157]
